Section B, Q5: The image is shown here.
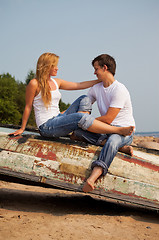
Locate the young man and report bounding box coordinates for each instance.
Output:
[73,54,135,192]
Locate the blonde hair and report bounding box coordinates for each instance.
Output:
[36,52,59,107]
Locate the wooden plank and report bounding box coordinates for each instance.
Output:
[1,163,159,211]
[0,132,159,210]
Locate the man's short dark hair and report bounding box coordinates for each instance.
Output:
[92,54,116,76]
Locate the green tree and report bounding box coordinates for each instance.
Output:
[25,70,35,85]
[16,81,26,113]
[0,99,21,124]
[59,99,70,112]
[0,73,21,124]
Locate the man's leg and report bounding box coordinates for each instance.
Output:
[100,138,133,156]
[83,133,133,192]
[72,129,106,145]
[72,129,133,156]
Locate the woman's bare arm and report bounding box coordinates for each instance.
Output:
[57,78,101,90]
[10,79,38,136]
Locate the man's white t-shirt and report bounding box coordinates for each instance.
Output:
[87,80,135,127]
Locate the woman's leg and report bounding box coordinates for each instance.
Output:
[39,95,93,138]
[63,95,134,137]
[63,95,92,115]
[39,94,134,138]
[40,112,134,138]
[86,119,134,136]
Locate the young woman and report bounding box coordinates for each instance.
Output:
[12,52,134,138]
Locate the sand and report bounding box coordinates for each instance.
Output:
[0,181,159,240]
[0,136,159,240]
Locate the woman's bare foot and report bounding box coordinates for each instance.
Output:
[82,179,94,193]
[119,145,133,156]
[119,126,134,136]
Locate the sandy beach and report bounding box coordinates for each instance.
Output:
[0,180,159,240]
[0,135,159,240]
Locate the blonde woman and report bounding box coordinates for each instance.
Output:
[12,53,134,137]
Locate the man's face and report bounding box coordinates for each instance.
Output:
[93,61,105,80]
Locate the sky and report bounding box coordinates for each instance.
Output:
[0,0,159,132]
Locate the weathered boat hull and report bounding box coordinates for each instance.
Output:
[0,131,159,210]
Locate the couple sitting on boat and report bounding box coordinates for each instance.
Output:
[11,52,135,193]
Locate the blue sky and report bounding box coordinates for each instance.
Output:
[0,0,159,132]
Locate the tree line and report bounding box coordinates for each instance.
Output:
[0,71,70,127]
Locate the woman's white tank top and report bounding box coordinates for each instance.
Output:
[33,77,61,128]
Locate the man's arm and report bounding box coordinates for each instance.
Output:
[96,107,121,125]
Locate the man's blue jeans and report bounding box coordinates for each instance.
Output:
[39,95,95,138]
[74,129,134,175]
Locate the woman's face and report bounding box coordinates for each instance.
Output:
[49,65,58,76]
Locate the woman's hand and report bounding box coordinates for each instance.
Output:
[9,128,24,136]
[57,78,100,90]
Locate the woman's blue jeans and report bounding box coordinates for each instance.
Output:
[74,129,134,175]
[39,95,95,138]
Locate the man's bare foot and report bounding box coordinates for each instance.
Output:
[119,145,133,156]
[119,126,134,136]
[82,179,94,193]
[100,139,133,156]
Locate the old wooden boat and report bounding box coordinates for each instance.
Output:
[0,127,159,210]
